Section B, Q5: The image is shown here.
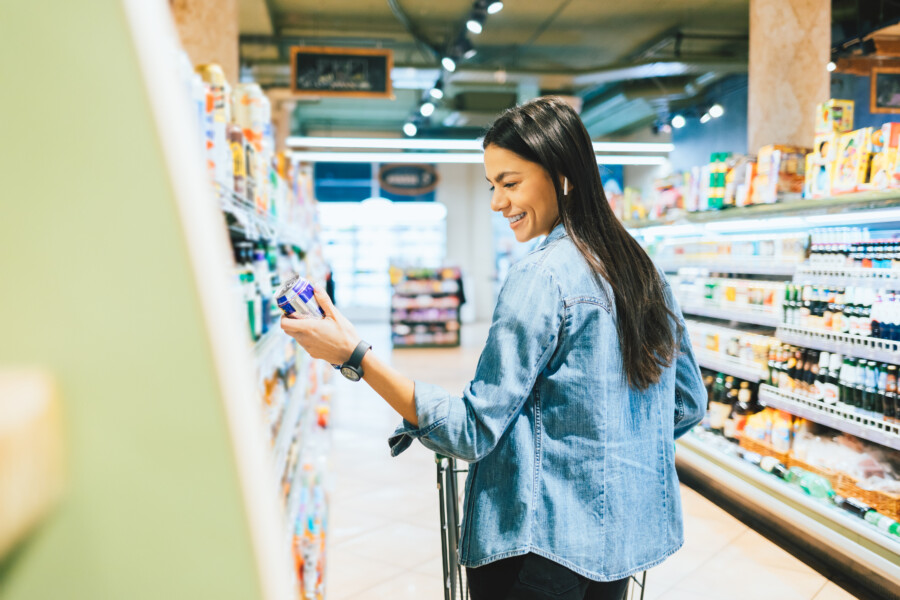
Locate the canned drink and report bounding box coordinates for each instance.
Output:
[275,275,325,319]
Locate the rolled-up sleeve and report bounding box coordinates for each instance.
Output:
[388,262,563,462]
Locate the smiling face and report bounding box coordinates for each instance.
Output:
[484,144,561,242]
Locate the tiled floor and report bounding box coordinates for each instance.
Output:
[324,323,860,600]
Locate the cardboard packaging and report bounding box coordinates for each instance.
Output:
[815,99,854,135]
[832,127,873,194]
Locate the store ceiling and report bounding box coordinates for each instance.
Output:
[239,0,750,137]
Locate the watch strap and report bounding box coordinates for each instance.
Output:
[346,340,371,370]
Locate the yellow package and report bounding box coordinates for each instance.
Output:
[815,99,854,135]
[832,128,873,194]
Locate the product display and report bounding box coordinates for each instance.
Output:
[390,266,463,348]
[179,51,332,599]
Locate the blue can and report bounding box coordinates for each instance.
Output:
[275,275,325,319]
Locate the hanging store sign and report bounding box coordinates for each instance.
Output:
[290,46,393,99]
[378,164,439,196]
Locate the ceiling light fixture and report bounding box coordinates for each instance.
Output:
[487,1,503,14]
[466,7,486,34]
[827,61,837,72]
[429,80,444,100]
[402,122,418,137]
[700,112,711,124]
[709,103,724,118]
[442,56,457,72]
[420,101,436,117]
[290,151,670,166]
[671,115,686,129]
[287,137,675,153]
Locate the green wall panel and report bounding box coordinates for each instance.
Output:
[0,2,263,598]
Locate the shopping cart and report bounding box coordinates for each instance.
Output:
[435,454,646,600]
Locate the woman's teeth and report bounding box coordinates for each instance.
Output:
[509,213,525,224]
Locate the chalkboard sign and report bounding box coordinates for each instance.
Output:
[379,164,439,196]
[871,67,900,114]
[290,46,393,99]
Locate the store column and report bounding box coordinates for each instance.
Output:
[748,0,830,151]
[170,0,239,82]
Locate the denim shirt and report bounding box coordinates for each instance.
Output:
[388,224,706,581]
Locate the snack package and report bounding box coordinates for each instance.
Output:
[805,134,836,198]
[832,128,873,194]
[815,99,854,135]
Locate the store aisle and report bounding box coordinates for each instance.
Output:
[325,323,859,600]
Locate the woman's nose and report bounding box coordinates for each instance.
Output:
[490,191,507,213]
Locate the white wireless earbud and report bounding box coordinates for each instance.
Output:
[563,178,568,195]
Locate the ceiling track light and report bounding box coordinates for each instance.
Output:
[403,121,418,137]
[442,56,457,72]
[487,1,503,14]
[420,101,436,117]
[671,114,686,129]
[467,6,486,34]
[708,103,724,118]
[827,60,837,72]
[429,79,445,100]
[700,112,711,124]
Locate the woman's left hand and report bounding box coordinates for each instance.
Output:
[281,287,360,365]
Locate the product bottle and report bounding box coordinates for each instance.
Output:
[833,288,846,333]
[885,365,898,423]
[844,287,857,335]
[783,285,793,324]
[822,353,842,405]
[709,373,730,435]
[853,359,867,411]
[702,374,715,430]
[812,351,830,401]
[723,383,742,441]
[800,284,813,327]
[767,344,779,386]
[836,496,900,538]
[863,361,879,415]
[759,455,790,479]
[784,466,836,499]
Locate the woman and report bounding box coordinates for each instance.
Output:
[282,96,706,600]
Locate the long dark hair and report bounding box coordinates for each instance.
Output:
[483,96,678,390]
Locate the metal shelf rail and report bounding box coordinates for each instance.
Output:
[776,324,900,364]
[758,384,900,451]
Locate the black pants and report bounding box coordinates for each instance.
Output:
[467,553,630,600]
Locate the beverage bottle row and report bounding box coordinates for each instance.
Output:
[767,344,899,422]
[703,372,761,442]
[809,227,900,270]
[744,451,900,540]
[233,240,306,342]
[782,284,900,338]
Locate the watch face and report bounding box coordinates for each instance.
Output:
[341,366,361,382]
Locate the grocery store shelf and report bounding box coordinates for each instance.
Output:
[693,348,768,382]
[626,189,900,230]
[676,433,900,593]
[392,342,461,349]
[793,265,900,288]
[679,303,782,327]
[273,364,308,481]
[758,384,900,451]
[219,184,310,249]
[393,290,458,298]
[657,259,799,276]
[391,319,458,326]
[776,324,900,364]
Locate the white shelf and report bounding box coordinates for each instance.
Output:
[693,348,768,382]
[658,259,799,276]
[676,433,900,589]
[794,265,900,288]
[758,384,900,450]
[273,359,309,482]
[776,324,900,364]
[219,184,310,249]
[679,302,782,327]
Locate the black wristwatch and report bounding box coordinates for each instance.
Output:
[340,340,371,382]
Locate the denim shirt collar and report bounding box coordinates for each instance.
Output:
[539,223,567,249]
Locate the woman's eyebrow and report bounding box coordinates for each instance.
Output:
[486,171,520,183]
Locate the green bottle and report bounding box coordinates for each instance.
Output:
[784,467,835,499]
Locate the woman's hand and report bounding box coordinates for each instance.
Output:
[281,287,360,365]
